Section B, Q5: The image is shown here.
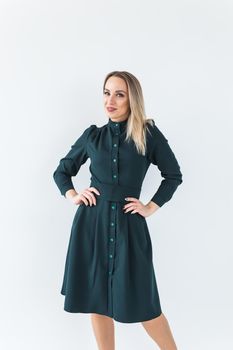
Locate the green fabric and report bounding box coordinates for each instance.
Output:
[53,117,183,323]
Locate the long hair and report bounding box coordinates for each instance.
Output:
[103,71,154,155]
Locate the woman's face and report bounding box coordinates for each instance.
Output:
[103,76,130,122]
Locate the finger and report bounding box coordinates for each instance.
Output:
[84,190,96,203]
[123,202,142,209]
[124,205,138,213]
[84,191,97,206]
[125,197,139,203]
[130,210,138,214]
[83,191,95,206]
[89,190,99,205]
[80,194,89,206]
[86,189,99,205]
[131,210,144,217]
[124,203,139,210]
[88,187,101,195]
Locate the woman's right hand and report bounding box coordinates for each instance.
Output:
[66,187,101,206]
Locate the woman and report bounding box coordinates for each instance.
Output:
[53,70,183,350]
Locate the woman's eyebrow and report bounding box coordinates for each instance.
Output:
[104,88,127,93]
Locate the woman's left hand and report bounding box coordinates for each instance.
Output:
[123,197,160,218]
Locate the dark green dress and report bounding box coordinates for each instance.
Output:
[53,117,183,323]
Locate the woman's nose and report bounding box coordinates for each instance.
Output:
[108,95,116,104]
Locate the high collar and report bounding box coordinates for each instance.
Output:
[107,118,128,134]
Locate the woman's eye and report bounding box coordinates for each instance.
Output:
[103,91,124,97]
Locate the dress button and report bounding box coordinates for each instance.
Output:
[111,222,114,226]
[113,174,117,178]
[111,205,115,210]
[110,238,114,242]
[113,158,116,162]
[109,254,113,258]
[115,123,118,126]
[109,271,112,275]
[113,144,117,147]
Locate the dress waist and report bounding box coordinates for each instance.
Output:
[90,176,141,202]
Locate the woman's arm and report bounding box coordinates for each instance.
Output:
[147,121,183,208]
[53,124,96,197]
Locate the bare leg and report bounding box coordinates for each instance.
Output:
[90,313,115,350]
[141,312,178,350]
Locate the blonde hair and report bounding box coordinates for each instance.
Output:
[103,70,154,155]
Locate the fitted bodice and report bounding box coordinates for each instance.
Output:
[53,117,183,207]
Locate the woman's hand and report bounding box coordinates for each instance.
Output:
[123,197,160,217]
[66,187,100,206]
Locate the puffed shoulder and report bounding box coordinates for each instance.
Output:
[145,119,168,144]
[71,124,97,146]
[81,124,97,137]
[145,119,169,158]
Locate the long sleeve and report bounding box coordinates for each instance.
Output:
[147,121,183,207]
[53,124,96,196]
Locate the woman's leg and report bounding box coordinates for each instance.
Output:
[141,312,178,350]
[90,313,115,350]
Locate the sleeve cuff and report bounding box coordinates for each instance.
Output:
[60,183,75,197]
[150,195,166,207]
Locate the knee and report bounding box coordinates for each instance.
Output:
[141,312,165,326]
[91,313,113,321]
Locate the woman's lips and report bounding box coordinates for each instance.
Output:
[107,107,117,112]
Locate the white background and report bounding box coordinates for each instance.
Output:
[0,0,232,349]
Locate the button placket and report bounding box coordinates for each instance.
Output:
[108,203,116,272]
[107,200,117,315]
[107,122,120,316]
[109,123,119,264]
[112,123,119,182]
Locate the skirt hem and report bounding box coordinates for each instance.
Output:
[61,293,162,323]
